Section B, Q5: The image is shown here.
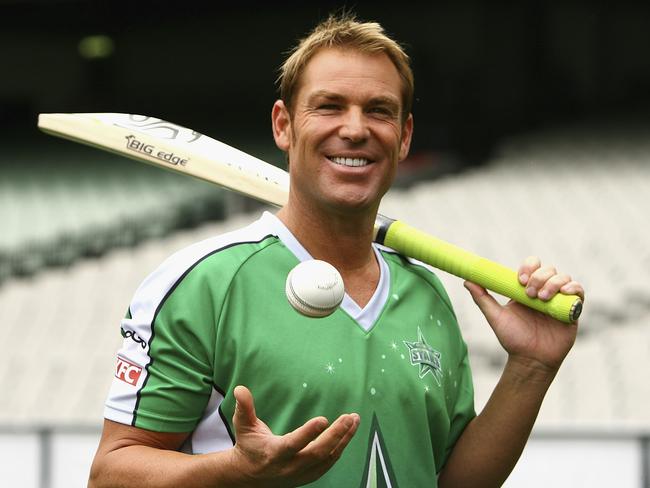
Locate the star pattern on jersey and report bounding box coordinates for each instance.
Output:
[359,414,399,488]
[364,432,393,488]
[403,327,443,386]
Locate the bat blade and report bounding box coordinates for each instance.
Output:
[38,113,289,207]
[38,112,582,323]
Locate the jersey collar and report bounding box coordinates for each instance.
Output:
[260,211,390,332]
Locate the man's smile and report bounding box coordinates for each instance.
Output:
[327,156,372,167]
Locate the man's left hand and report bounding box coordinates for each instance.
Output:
[464,256,585,373]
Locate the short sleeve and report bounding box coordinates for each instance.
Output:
[104,256,220,433]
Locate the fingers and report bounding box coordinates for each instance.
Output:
[300,413,360,461]
[561,281,585,301]
[520,259,558,299]
[327,414,360,459]
[230,385,359,485]
[277,413,360,484]
[518,256,541,286]
[518,256,584,302]
[282,416,329,454]
[300,414,361,481]
[233,385,257,430]
[464,281,502,324]
[533,271,566,300]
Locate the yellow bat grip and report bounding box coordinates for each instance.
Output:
[376,217,582,323]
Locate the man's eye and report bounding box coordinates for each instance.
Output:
[318,104,340,111]
[369,107,393,116]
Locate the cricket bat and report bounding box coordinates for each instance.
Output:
[38,113,582,323]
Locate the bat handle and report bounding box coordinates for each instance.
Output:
[373,215,582,323]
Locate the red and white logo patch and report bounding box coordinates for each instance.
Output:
[115,357,143,385]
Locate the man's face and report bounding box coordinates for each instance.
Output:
[272,47,413,216]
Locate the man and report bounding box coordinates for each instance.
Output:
[89,14,584,487]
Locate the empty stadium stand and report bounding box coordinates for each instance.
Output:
[1,123,648,430]
[0,140,229,283]
[0,124,649,473]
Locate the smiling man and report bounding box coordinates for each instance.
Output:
[89,13,583,488]
[273,45,413,310]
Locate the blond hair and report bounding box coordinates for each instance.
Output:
[278,13,414,121]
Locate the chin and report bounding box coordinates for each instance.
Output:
[328,195,379,215]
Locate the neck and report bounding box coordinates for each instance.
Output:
[277,195,377,270]
[276,194,381,308]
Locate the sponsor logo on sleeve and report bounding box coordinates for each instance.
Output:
[115,357,143,386]
[121,327,147,349]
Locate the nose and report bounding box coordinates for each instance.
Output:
[338,107,369,142]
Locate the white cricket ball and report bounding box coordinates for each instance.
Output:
[285,260,345,318]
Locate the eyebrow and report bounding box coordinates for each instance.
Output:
[308,90,400,110]
[307,90,346,104]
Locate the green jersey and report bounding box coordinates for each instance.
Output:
[105,212,475,487]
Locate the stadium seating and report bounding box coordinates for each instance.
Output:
[0,144,226,283]
[0,123,648,430]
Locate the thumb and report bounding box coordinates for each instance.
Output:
[233,385,257,431]
[464,281,503,325]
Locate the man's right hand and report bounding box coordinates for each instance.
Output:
[228,385,360,487]
[88,387,359,488]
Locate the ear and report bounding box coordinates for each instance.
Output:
[272,100,292,152]
[398,113,414,162]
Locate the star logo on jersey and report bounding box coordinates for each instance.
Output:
[404,327,443,386]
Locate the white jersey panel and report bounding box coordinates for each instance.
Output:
[189,388,234,454]
[104,215,278,426]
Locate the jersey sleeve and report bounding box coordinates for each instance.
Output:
[103,216,277,434]
[104,246,227,433]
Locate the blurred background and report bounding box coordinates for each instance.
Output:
[1,0,649,486]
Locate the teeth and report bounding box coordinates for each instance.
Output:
[330,156,369,167]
